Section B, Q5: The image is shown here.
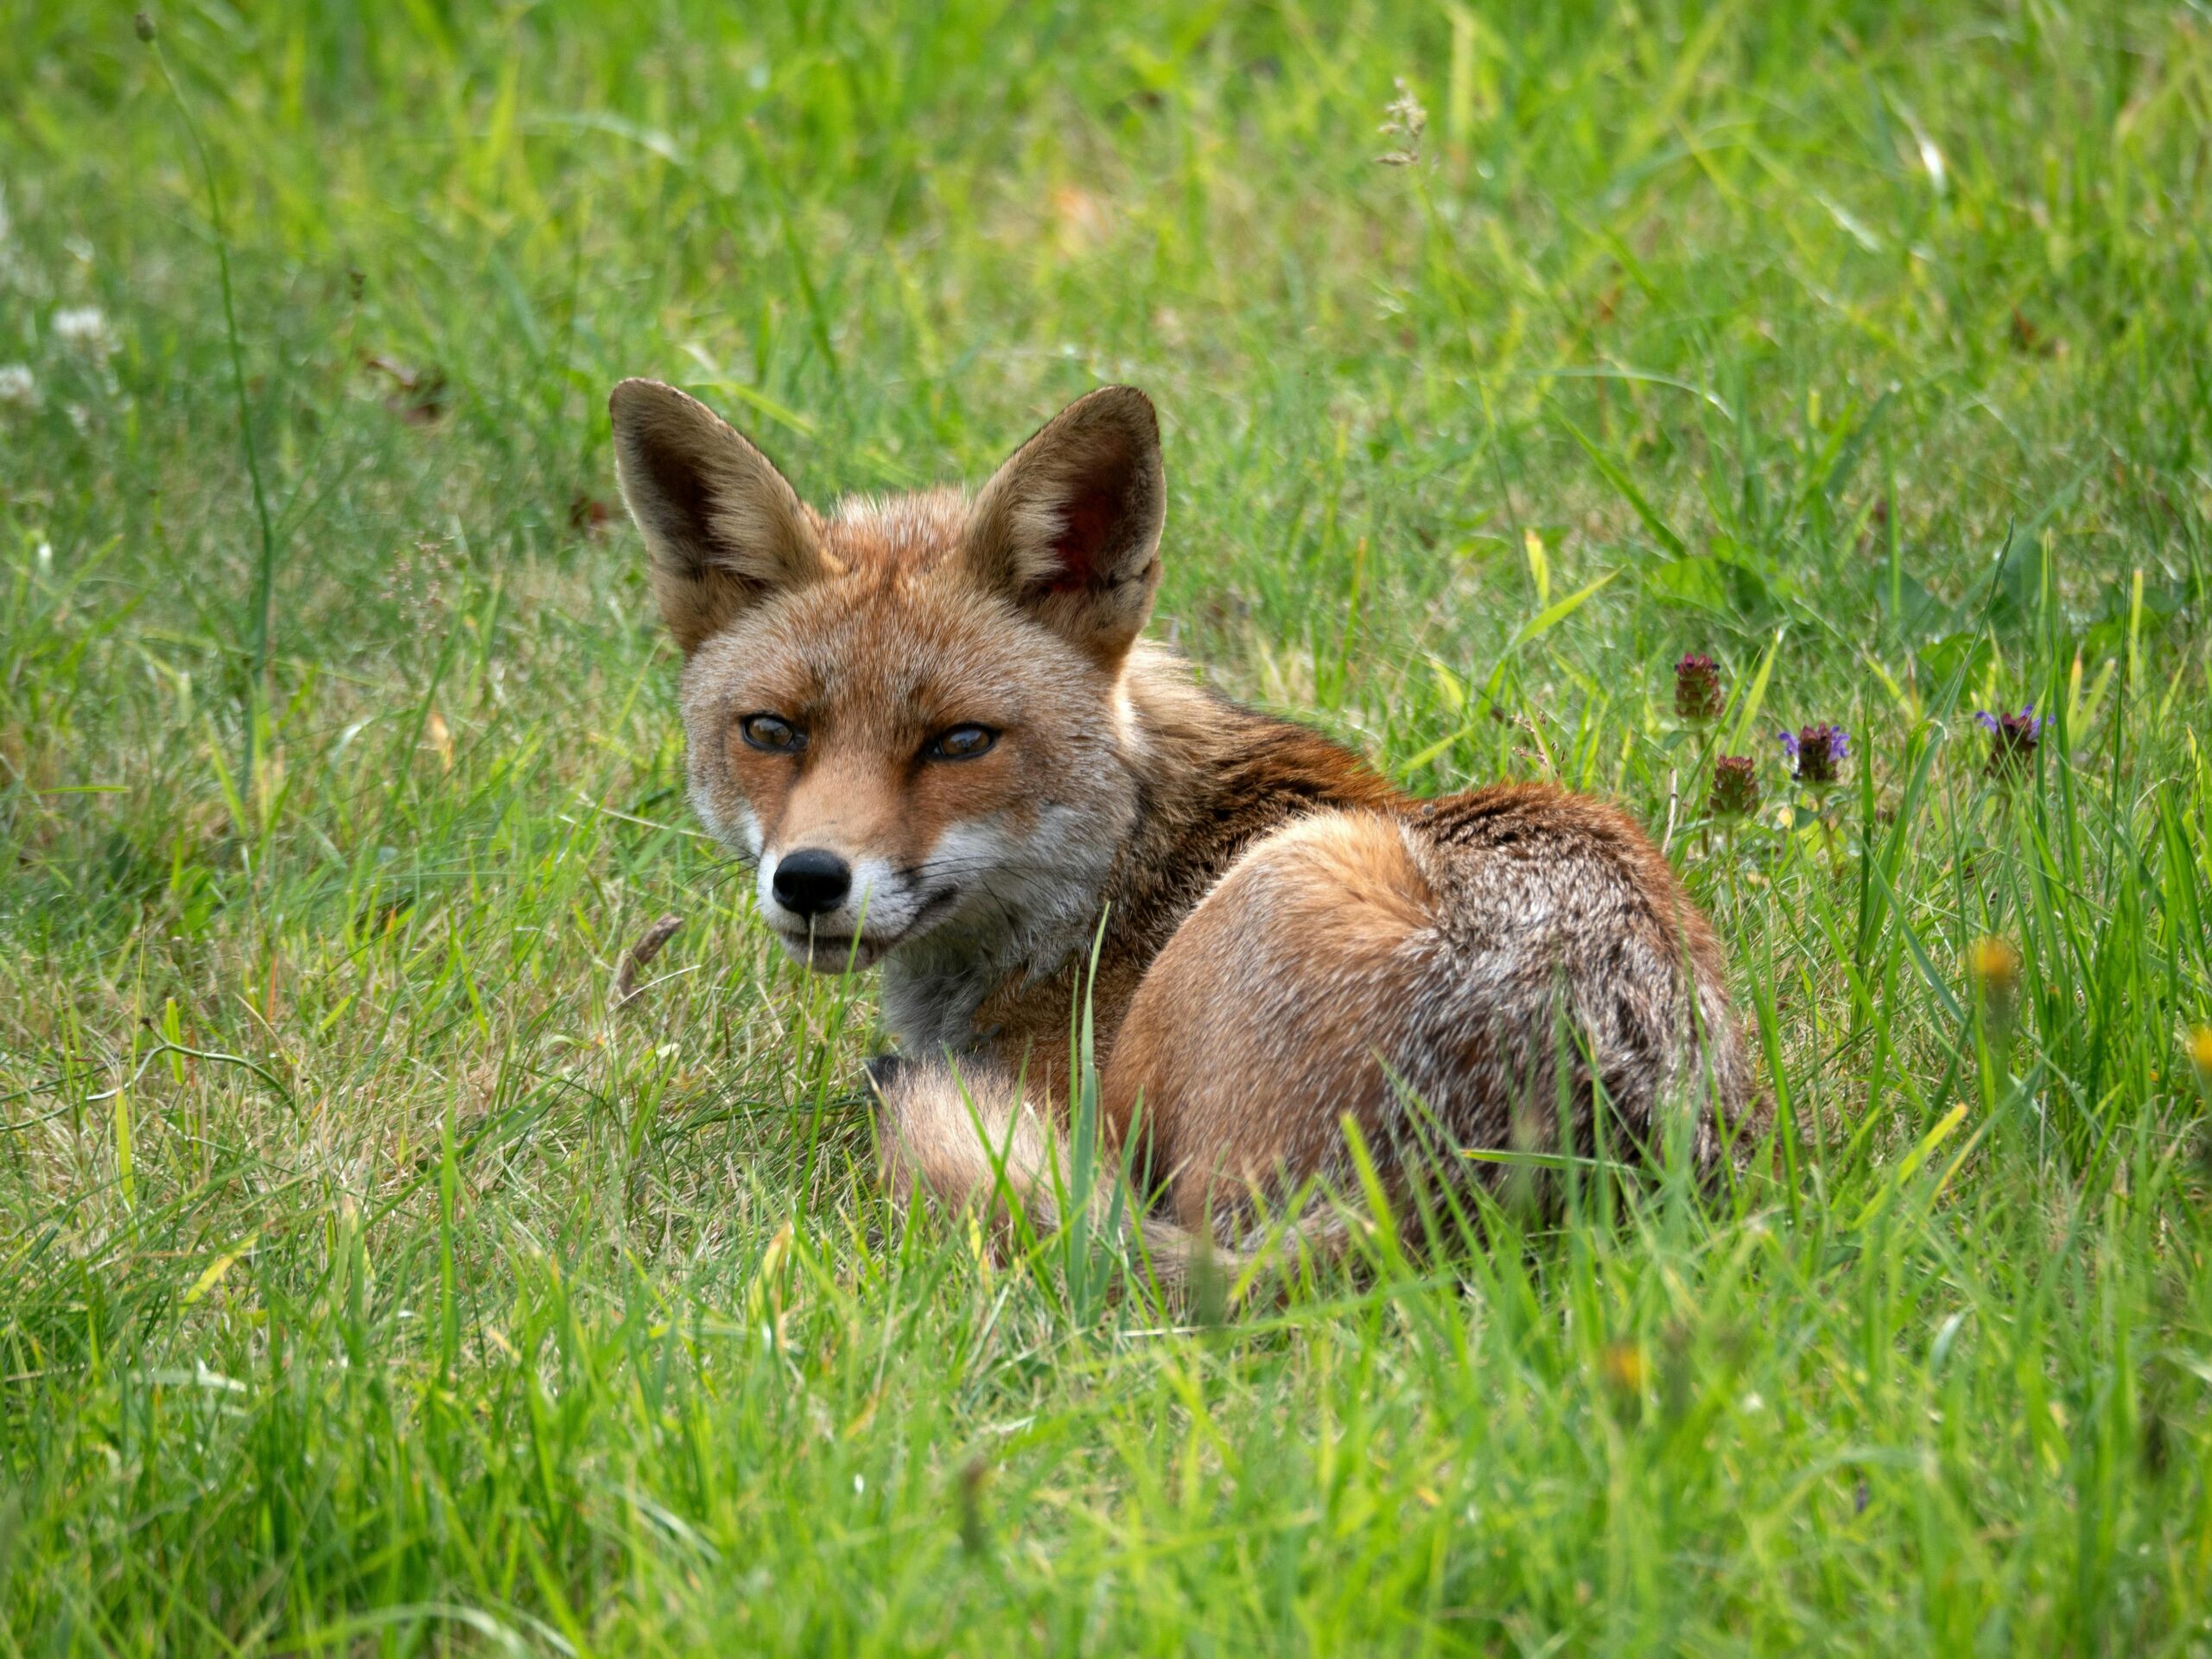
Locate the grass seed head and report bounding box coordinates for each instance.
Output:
[615,913,686,1007]
[958,1455,991,1556]
[1375,78,1427,166]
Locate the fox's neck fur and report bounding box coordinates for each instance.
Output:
[879,641,1395,1065]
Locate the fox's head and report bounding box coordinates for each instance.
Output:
[610,379,1165,976]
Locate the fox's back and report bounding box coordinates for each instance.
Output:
[958,663,1751,1142]
[1393,783,1750,1165]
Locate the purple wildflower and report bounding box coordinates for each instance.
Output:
[1709,755,1758,819]
[1674,653,1723,723]
[1975,705,2042,776]
[1779,723,1849,787]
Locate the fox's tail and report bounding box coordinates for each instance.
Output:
[866,1057,1339,1294]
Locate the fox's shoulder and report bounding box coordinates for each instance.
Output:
[1415,779,1649,845]
[1121,642,1397,807]
[1096,645,1398,950]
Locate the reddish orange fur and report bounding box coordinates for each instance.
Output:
[610,378,1761,1285]
[1103,811,1434,1231]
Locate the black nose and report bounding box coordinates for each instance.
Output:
[772,849,852,918]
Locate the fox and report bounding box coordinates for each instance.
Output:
[608,378,1759,1281]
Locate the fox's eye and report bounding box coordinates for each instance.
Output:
[924,723,998,761]
[740,714,805,753]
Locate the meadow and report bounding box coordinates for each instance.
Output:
[4,0,2211,1650]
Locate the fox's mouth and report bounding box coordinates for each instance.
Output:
[777,928,898,972]
[774,887,962,973]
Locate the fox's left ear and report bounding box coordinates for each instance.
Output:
[960,385,1166,664]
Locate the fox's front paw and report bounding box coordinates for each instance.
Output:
[862,1053,906,1102]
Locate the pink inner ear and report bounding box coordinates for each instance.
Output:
[1046,482,1124,593]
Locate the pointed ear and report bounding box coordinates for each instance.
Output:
[960,385,1166,662]
[608,378,832,653]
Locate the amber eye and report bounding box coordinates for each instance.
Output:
[923,723,998,761]
[740,714,805,753]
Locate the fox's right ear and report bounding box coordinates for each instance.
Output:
[608,378,830,653]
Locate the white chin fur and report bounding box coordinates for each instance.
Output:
[755,850,931,944]
[750,814,1100,984]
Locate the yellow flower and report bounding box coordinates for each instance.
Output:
[1967,936,2019,996]
[1598,1338,1647,1395]
[2186,1026,2212,1080]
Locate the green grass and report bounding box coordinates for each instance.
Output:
[4,0,2212,1650]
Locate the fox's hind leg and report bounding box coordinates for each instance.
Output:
[1101,810,1439,1237]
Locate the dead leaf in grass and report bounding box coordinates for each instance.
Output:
[363,352,450,423]
[423,706,453,770]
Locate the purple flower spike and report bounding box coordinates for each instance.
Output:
[1709,755,1759,819]
[1977,703,2042,777]
[1674,653,1723,722]
[1781,722,1848,786]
